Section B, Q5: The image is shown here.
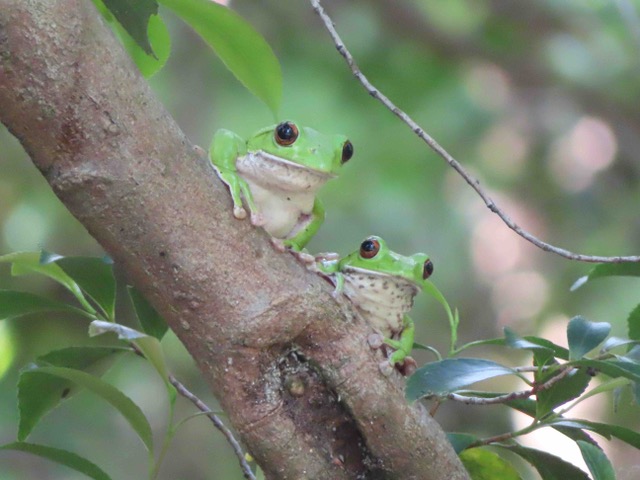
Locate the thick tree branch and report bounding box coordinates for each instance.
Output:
[0,1,469,479]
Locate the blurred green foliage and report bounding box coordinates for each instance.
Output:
[2,0,640,478]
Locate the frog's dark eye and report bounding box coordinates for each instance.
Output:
[275,121,299,146]
[423,260,434,279]
[341,141,353,164]
[360,238,380,259]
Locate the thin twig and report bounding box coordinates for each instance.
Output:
[440,366,574,406]
[167,375,257,480]
[309,0,640,264]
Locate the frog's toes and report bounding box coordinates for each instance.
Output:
[379,360,394,377]
[368,333,385,350]
[233,206,248,220]
[290,249,315,265]
[250,211,266,227]
[270,237,288,253]
[397,356,417,377]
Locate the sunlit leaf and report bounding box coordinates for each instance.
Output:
[499,445,589,479]
[406,359,517,401]
[459,448,521,480]
[20,367,153,452]
[0,442,111,480]
[567,316,610,360]
[577,441,615,480]
[571,262,640,291]
[0,290,90,321]
[128,286,168,340]
[158,0,282,114]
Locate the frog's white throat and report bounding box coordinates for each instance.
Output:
[237,151,335,192]
[341,266,420,337]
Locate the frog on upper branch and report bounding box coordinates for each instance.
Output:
[210,121,353,251]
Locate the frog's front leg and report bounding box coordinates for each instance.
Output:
[380,315,415,375]
[283,198,325,251]
[210,129,255,220]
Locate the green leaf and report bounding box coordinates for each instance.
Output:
[536,368,591,418]
[158,0,282,114]
[550,419,640,449]
[446,432,479,454]
[406,359,518,401]
[20,367,153,452]
[499,445,590,480]
[628,304,640,341]
[128,286,168,340]
[93,0,171,78]
[567,316,611,360]
[50,256,116,320]
[0,252,95,313]
[18,347,126,440]
[576,441,616,480]
[0,442,111,480]
[572,359,640,383]
[0,290,91,321]
[600,337,639,353]
[101,0,158,57]
[571,262,640,291]
[459,448,521,480]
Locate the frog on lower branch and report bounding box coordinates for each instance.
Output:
[315,236,434,376]
[210,121,353,251]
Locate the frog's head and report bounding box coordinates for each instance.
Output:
[247,121,353,175]
[339,236,433,289]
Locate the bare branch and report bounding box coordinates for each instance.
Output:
[310,0,640,264]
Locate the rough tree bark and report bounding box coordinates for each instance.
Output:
[0,1,469,479]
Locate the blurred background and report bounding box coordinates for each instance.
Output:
[1,0,639,478]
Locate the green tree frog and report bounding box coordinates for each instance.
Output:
[317,236,434,375]
[210,121,353,251]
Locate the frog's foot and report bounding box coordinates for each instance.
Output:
[379,360,394,376]
[270,237,288,253]
[367,333,385,350]
[396,356,417,377]
[314,251,340,262]
[290,249,316,265]
[233,205,248,220]
[250,210,266,227]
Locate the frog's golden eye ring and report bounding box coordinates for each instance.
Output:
[275,121,299,146]
[341,141,354,164]
[423,260,434,279]
[360,237,380,259]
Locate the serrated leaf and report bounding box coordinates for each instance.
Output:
[571,262,640,291]
[0,290,91,321]
[128,286,167,340]
[18,348,125,441]
[536,368,591,418]
[101,0,158,57]
[628,304,640,341]
[576,441,616,480]
[459,448,521,480]
[0,252,95,314]
[446,432,478,454]
[550,419,640,449]
[158,0,282,114]
[20,367,153,452]
[51,256,116,320]
[567,316,611,360]
[0,442,111,480]
[406,359,517,401]
[499,445,590,479]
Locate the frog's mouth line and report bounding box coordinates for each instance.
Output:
[342,266,422,293]
[253,151,337,180]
